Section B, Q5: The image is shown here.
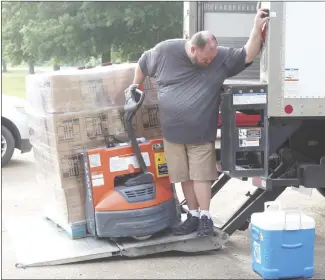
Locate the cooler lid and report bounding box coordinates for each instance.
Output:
[251,202,315,230]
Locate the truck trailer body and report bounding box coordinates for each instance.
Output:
[184,1,325,198]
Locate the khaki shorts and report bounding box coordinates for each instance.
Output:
[163,138,217,183]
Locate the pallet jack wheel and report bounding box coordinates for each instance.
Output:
[131,235,153,241]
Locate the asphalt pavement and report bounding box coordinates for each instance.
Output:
[2,151,325,279]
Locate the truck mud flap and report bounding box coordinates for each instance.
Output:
[7,215,229,268]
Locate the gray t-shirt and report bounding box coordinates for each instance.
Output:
[138,39,250,144]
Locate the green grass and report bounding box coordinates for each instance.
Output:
[2,69,28,99]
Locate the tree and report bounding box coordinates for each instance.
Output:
[2,1,184,69]
[20,2,97,70]
[85,1,184,62]
[2,2,39,73]
[53,1,184,63]
[2,2,95,71]
[76,1,128,63]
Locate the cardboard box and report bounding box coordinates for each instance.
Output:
[33,144,88,189]
[32,143,87,224]
[29,104,162,151]
[33,148,86,225]
[26,63,158,114]
[136,104,162,139]
[29,109,112,152]
[43,186,86,225]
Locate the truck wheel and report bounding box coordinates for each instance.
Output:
[317,189,325,198]
[1,125,15,167]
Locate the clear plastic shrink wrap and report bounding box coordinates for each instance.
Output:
[26,63,162,228]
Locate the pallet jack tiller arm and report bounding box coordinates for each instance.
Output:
[124,86,154,184]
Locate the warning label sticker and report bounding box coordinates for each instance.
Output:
[285,68,299,81]
[233,93,267,105]
[284,68,299,98]
[238,128,261,139]
[154,152,169,178]
[238,128,261,147]
[240,139,260,147]
[89,153,101,168]
[109,152,151,172]
[91,172,104,187]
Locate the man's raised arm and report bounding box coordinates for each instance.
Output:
[244,8,269,64]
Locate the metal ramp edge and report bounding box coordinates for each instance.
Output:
[117,228,229,258]
[6,216,229,268]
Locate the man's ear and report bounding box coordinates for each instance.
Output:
[190,45,196,54]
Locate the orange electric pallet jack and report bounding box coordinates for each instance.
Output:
[82,86,180,239]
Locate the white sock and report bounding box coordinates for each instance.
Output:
[200,210,211,219]
[189,209,200,217]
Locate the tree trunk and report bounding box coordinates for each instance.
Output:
[53,64,60,71]
[2,59,7,72]
[101,50,111,64]
[28,61,35,74]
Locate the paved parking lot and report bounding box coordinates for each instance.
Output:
[2,151,325,279]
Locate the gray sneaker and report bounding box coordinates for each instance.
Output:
[197,215,214,237]
[171,213,199,235]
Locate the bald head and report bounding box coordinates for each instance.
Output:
[186,31,218,67]
[190,31,217,50]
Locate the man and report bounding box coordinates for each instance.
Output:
[126,9,269,237]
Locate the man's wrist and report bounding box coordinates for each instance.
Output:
[251,25,262,39]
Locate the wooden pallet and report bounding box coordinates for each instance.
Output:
[44,216,87,239]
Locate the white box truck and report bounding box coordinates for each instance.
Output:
[183,1,325,235]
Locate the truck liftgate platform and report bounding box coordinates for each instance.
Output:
[7,212,230,268]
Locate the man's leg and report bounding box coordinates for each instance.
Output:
[181,180,199,211]
[187,142,217,236]
[163,139,200,235]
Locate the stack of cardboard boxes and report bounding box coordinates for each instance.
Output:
[26,64,162,234]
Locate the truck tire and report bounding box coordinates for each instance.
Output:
[317,189,325,198]
[1,125,15,167]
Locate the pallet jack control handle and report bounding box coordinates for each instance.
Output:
[124,87,145,113]
[124,86,149,174]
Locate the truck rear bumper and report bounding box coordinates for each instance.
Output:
[298,161,325,188]
[252,160,325,190]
